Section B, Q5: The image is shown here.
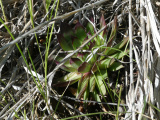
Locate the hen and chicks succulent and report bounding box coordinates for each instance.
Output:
[53,15,129,102]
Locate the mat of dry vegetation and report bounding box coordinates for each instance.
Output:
[0,0,160,119]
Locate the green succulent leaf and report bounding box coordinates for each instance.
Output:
[57,31,74,51]
[70,58,82,69]
[99,14,107,44]
[88,40,96,50]
[72,23,87,49]
[86,53,98,65]
[95,36,101,46]
[111,49,129,60]
[92,89,101,102]
[99,33,107,46]
[89,75,96,92]
[55,57,76,72]
[83,86,89,103]
[78,62,92,73]
[53,72,82,87]
[86,18,95,36]
[100,47,112,60]
[101,36,129,60]
[99,58,115,69]
[83,34,96,50]
[77,52,89,62]
[108,62,124,71]
[59,62,76,72]
[91,61,99,73]
[77,73,90,99]
[117,36,129,49]
[107,16,117,47]
[107,37,129,56]
[95,70,108,95]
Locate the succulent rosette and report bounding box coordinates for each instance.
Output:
[53,15,129,101]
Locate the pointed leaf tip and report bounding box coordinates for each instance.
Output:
[100,14,106,28]
[78,62,92,73]
[70,58,82,69]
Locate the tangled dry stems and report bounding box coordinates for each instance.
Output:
[0,0,160,119]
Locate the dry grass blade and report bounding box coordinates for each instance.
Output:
[146,0,160,55]
[125,0,135,119]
